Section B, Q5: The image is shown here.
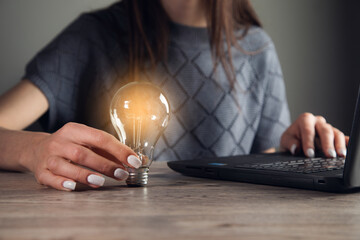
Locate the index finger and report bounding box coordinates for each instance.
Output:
[298,113,316,158]
[56,123,142,168]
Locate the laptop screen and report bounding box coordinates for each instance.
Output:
[343,85,360,187]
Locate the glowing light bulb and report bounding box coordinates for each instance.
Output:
[110,82,171,186]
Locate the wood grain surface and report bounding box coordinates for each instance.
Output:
[1,162,360,240]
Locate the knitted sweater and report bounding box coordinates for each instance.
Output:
[23,2,290,161]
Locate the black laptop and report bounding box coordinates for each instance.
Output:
[167,87,360,193]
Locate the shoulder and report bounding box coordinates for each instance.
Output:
[238,26,274,53]
[45,2,128,64]
[82,2,128,34]
[238,26,282,79]
[57,2,128,46]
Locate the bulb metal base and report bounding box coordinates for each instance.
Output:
[126,167,149,187]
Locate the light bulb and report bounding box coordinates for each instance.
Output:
[109,82,171,186]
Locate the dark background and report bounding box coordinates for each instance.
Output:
[252,0,360,135]
[0,0,359,134]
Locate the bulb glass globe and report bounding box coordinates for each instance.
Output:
[110,82,170,186]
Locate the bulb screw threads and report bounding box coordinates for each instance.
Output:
[126,167,149,187]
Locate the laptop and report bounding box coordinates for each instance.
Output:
[167,87,360,193]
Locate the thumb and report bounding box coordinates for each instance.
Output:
[280,132,301,155]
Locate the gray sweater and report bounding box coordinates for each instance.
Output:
[24,2,290,161]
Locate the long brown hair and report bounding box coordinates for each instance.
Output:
[123,0,262,83]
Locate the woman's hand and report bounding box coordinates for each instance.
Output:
[22,122,142,191]
[280,113,349,158]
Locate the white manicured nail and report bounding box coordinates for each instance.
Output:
[340,149,347,157]
[114,168,129,180]
[306,148,315,158]
[62,181,76,191]
[328,149,337,158]
[127,155,142,169]
[290,144,297,155]
[87,174,105,186]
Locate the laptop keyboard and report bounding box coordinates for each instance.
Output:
[235,157,345,174]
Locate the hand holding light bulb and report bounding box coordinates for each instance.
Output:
[110,82,171,186]
[16,122,140,191]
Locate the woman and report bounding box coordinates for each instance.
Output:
[0,0,348,191]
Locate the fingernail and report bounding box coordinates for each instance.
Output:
[62,181,76,191]
[127,155,142,169]
[114,168,129,180]
[340,148,347,157]
[290,144,297,155]
[306,148,315,158]
[328,149,337,158]
[87,174,105,186]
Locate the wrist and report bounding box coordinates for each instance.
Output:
[18,131,49,172]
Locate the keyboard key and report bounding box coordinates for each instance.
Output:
[235,157,345,174]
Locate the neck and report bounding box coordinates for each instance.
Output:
[161,0,207,27]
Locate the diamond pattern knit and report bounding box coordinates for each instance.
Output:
[23,2,291,161]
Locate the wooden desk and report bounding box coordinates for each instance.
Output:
[1,162,360,240]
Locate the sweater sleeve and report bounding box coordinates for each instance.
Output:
[22,14,101,132]
[248,36,291,153]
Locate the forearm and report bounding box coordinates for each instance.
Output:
[0,127,48,172]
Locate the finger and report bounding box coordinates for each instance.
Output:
[315,122,336,158]
[57,123,142,168]
[314,116,326,149]
[36,170,76,191]
[298,113,316,158]
[315,115,327,125]
[53,144,129,181]
[333,128,347,157]
[47,156,109,188]
[280,132,301,155]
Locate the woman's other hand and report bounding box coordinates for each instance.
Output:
[21,122,142,191]
[280,113,349,158]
